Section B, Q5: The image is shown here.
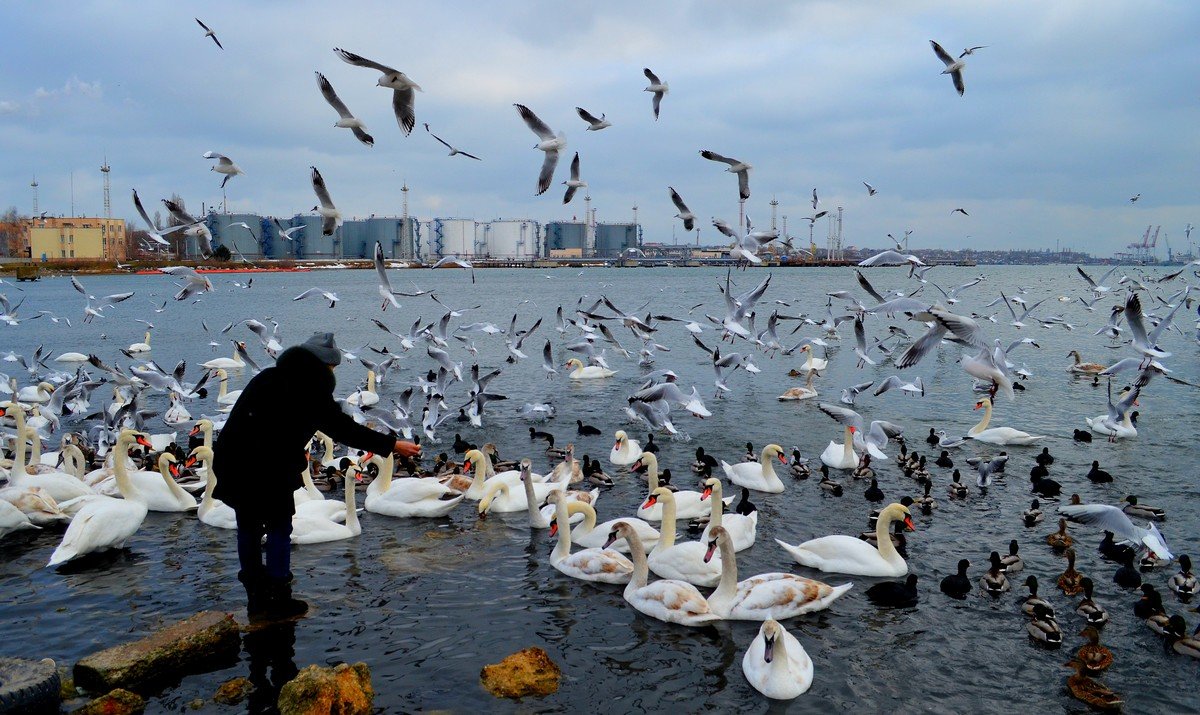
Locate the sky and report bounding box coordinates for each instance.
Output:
[0,1,1197,257]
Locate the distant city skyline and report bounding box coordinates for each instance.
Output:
[1,2,1196,257]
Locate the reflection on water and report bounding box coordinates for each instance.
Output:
[1,266,1197,711]
[244,619,298,715]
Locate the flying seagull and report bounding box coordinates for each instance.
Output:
[930,40,966,96]
[699,150,752,200]
[863,181,877,196]
[421,122,480,160]
[203,152,244,188]
[643,68,668,120]
[373,241,404,311]
[668,187,694,231]
[514,104,565,196]
[576,107,611,131]
[562,152,586,204]
[131,189,176,246]
[293,288,340,308]
[812,188,819,210]
[959,45,988,58]
[315,72,374,147]
[195,18,222,49]
[1129,194,1141,203]
[333,48,422,135]
[310,166,341,236]
[951,207,969,216]
[272,218,304,242]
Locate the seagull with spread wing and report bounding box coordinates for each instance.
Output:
[203,152,244,188]
[293,288,339,309]
[643,68,668,119]
[423,122,481,160]
[195,18,222,49]
[699,150,752,200]
[310,166,341,236]
[562,152,586,204]
[930,40,966,96]
[668,187,694,231]
[315,71,374,147]
[576,107,611,131]
[372,241,403,311]
[514,104,565,196]
[334,48,422,135]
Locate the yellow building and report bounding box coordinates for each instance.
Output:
[23,217,127,261]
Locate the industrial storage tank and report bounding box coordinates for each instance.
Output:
[207,212,267,259]
[594,222,639,258]
[427,218,477,259]
[545,221,586,255]
[289,214,341,259]
[340,217,416,259]
[266,216,304,259]
[483,219,540,259]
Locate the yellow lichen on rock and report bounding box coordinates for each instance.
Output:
[277,662,373,715]
[480,647,561,699]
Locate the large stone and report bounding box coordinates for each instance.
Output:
[277,663,373,715]
[73,611,240,693]
[212,676,254,705]
[70,688,145,715]
[479,647,561,699]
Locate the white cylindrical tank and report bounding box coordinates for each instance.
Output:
[485,219,539,258]
[428,218,477,258]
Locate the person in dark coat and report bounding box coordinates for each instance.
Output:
[213,332,419,619]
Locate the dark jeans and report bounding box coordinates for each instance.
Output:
[235,509,293,580]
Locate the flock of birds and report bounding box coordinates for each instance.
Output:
[2,15,1199,707]
[3,243,1200,703]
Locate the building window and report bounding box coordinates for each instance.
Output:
[70,250,75,258]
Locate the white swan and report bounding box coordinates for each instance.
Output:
[820,425,859,470]
[363,452,464,518]
[190,446,237,529]
[47,430,149,567]
[720,444,786,493]
[699,478,756,551]
[345,370,379,407]
[609,430,641,465]
[201,345,245,370]
[968,397,1044,445]
[604,521,720,627]
[797,345,828,372]
[634,452,716,521]
[646,487,723,587]
[0,486,68,526]
[776,502,913,577]
[0,498,38,538]
[457,449,544,501]
[477,459,565,514]
[742,620,814,700]
[2,407,96,503]
[565,500,660,553]
[291,467,361,544]
[312,431,343,471]
[213,369,243,406]
[777,370,818,401]
[1086,385,1139,440]
[127,331,152,353]
[15,382,53,404]
[547,492,633,584]
[565,357,616,379]
[706,525,852,619]
[164,394,192,425]
[54,352,90,363]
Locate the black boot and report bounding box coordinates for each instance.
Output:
[239,570,271,620]
[262,576,308,620]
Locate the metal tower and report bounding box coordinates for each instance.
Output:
[100,157,111,219]
[401,182,409,220]
[30,177,38,216]
[584,194,593,256]
[770,197,778,231]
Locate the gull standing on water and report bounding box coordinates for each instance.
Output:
[514,104,565,196]
[334,48,422,135]
[643,68,668,119]
[203,152,244,188]
[576,107,611,131]
[315,72,374,147]
[310,166,341,236]
[562,153,586,204]
[699,150,752,200]
[424,123,481,160]
[930,40,966,96]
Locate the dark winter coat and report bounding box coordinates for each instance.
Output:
[212,346,395,521]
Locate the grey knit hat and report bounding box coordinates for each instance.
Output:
[299,332,342,366]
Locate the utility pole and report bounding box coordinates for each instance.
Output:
[100,156,111,219]
[30,177,38,217]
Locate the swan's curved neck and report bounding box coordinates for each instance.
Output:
[642,455,659,491]
[970,402,992,435]
[26,426,41,465]
[875,511,901,563]
[316,432,335,463]
[842,426,854,461]
[653,494,676,551]
[343,471,359,532]
[1070,351,1081,364]
[710,533,738,604]
[113,438,139,501]
[144,331,151,345]
[9,407,26,473]
[158,456,191,503]
[707,483,724,529]
[480,478,509,511]
[624,531,650,589]
[201,453,217,509]
[552,498,573,560]
[368,454,395,497]
[758,448,777,479]
[300,463,322,499]
[468,454,489,497]
[217,372,229,399]
[366,371,376,393]
[62,444,85,478]
[573,501,598,534]
[521,471,545,526]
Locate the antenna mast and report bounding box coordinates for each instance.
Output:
[30,176,38,216]
[101,157,111,219]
